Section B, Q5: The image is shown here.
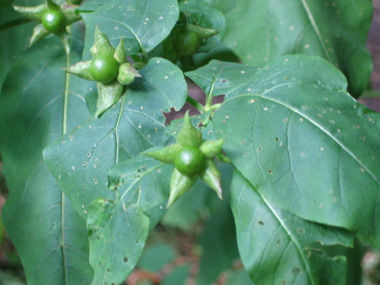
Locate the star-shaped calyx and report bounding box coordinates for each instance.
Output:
[143,111,225,208]
[63,26,141,117]
[13,0,81,49]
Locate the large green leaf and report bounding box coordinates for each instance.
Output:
[197,193,239,285]
[209,55,380,248]
[207,0,373,97]
[0,37,93,283]
[88,156,171,284]
[80,0,180,60]
[185,60,258,102]
[44,58,187,220]
[231,171,352,284]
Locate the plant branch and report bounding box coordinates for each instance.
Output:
[186,96,205,113]
[0,17,31,32]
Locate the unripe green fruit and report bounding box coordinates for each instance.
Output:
[174,30,200,56]
[41,10,65,33]
[175,146,205,177]
[90,55,119,84]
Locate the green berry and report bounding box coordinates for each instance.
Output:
[174,30,200,56]
[90,55,119,84]
[175,146,205,177]
[41,10,65,33]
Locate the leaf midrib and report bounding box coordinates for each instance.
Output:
[225,92,379,187]
[237,175,315,284]
[300,0,332,62]
[61,42,71,285]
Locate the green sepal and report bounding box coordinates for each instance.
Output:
[200,159,223,200]
[114,38,127,64]
[63,60,94,81]
[142,144,182,164]
[91,26,115,57]
[95,82,124,117]
[117,63,141,85]
[187,24,219,39]
[13,4,48,22]
[199,138,224,158]
[46,0,61,11]
[29,24,49,46]
[177,111,202,147]
[57,31,71,54]
[62,5,81,25]
[167,168,197,208]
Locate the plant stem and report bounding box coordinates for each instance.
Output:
[0,17,31,32]
[186,96,205,113]
[204,103,221,112]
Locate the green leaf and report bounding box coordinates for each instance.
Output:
[44,57,187,220]
[185,60,258,103]
[207,0,373,97]
[0,0,14,9]
[211,55,380,248]
[231,171,353,284]
[162,265,190,285]
[89,156,172,284]
[81,0,180,60]
[179,0,225,52]
[138,242,176,272]
[197,199,239,285]
[226,270,253,285]
[0,37,93,283]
